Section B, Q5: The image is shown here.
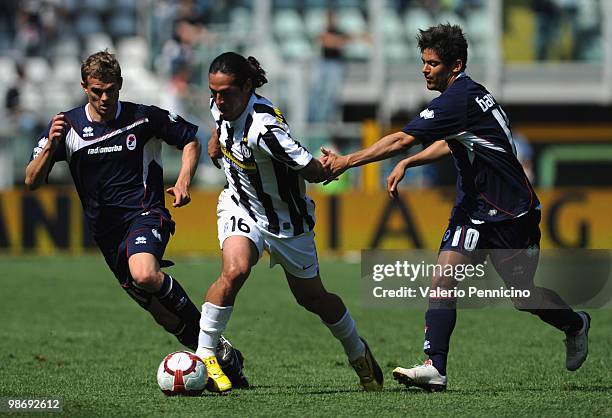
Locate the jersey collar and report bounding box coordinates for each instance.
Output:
[85,101,122,123]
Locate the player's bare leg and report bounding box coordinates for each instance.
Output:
[393,250,467,392]
[196,236,258,392]
[285,272,383,391]
[127,253,201,349]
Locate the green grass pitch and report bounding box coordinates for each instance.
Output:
[1,255,611,416]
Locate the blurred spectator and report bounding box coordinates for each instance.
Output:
[160,61,193,119]
[157,18,216,86]
[572,0,601,61]
[14,0,61,58]
[531,0,562,60]
[4,63,39,135]
[308,10,349,123]
[0,0,18,51]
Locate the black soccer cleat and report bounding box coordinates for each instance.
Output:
[216,336,250,389]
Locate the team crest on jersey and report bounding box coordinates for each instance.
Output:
[83,126,94,137]
[240,142,252,159]
[126,134,137,150]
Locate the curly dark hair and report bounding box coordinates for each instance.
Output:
[417,23,468,71]
[81,50,122,84]
[209,52,268,91]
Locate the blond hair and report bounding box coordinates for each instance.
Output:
[81,50,122,84]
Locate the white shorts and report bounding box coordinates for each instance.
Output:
[216,190,319,279]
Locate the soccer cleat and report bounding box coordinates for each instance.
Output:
[201,355,232,393]
[216,336,249,389]
[393,359,447,392]
[349,338,384,391]
[565,311,590,371]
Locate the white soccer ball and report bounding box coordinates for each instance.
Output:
[157,351,207,396]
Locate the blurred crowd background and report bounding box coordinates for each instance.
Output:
[0,0,610,192]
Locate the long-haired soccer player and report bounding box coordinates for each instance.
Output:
[197,52,383,393]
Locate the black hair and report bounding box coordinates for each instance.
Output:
[209,52,268,91]
[417,23,468,71]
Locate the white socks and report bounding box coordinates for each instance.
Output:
[324,310,366,361]
[196,302,233,359]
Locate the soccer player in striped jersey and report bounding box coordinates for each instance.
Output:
[321,24,590,391]
[24,50,248,387]
[196,52,383,393]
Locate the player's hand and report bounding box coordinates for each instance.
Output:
[386,161,407,199]
[166,183,191,207]
[48,114,67,147]
[320,147,349,185]
[208,129,222,169]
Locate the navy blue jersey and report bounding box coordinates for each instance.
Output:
[30,102,198,237]
[402,73,539,222]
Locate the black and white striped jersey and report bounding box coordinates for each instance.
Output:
[211,93,316,237]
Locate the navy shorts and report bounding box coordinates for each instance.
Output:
[95,211,175,285]
[439,209,541,261]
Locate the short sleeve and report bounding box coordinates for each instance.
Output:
[148,105,198,149]
[256,126,312,170]
[401,95,466,144]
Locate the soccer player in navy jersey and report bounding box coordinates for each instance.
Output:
[321,24,590,391]
[24,50,248,388]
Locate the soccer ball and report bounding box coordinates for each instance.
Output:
[157,351,207,396]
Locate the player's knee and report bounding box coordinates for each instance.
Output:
[220,262,251,289]
[432,275,456,290]
[131,269,163,291]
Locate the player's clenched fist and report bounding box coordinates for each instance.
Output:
[48,114,67,146]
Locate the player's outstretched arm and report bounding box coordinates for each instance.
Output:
[299,157,332,183]
[320,131,419,182]
[166,139,201,207]
[386,140,451,199]
[25,114,66,191]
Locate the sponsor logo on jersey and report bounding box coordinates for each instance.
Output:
[135,236,147,245]
[475,93,496,112]
[126,134,137,150]
[88,145,123,155]
[420,108,435,119]
[83,126,94,138]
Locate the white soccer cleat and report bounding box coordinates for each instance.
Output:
[393,359,447,392]
[565,311,590,371]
